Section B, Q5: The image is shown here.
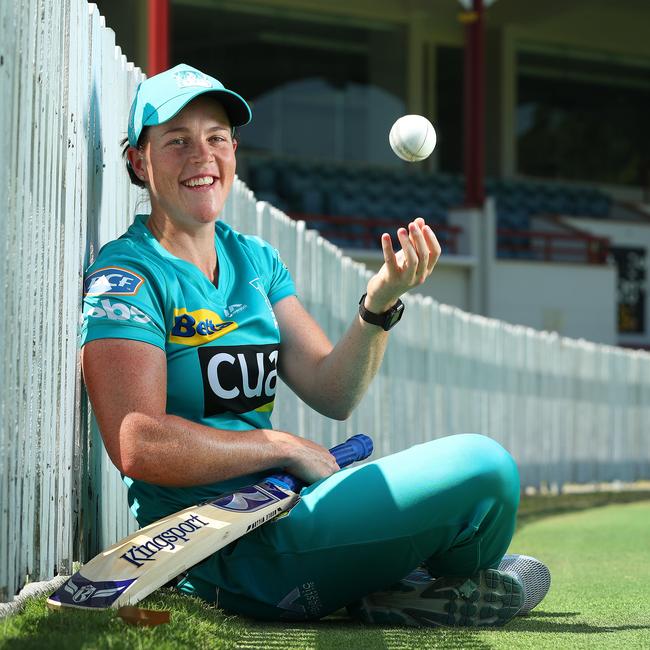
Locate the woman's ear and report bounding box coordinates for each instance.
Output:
[126,146,148,182]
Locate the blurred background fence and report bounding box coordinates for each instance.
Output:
[1,0,649,602]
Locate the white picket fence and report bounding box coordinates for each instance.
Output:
[0,1,145,601]
[226,189,650,493]
[1,0,649,602]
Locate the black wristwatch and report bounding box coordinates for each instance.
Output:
[358,293,405,331]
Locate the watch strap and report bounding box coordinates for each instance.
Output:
[358,293,404,331]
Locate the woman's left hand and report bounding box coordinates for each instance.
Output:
[364,217,441,313]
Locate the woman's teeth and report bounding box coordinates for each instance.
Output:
[183,176,214,187]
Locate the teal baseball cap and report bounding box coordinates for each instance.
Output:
[127,64,252,146]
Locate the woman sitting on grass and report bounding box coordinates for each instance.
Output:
[81,63,548,626]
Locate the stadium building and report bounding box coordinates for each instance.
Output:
[97,0,650,347]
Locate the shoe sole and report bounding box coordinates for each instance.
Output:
[356,569,523,628]
[498,554,551,614]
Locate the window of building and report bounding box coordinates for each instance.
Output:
[436,46,463,175]
[517,49,650,186]
[172,5,407,165]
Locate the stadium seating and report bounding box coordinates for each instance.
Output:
[244,156,612,254]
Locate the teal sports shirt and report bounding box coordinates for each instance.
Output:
[81,215,296,524]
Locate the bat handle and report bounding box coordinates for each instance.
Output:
[267,433,373,493]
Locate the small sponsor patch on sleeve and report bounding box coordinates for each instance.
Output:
[84,267,145,296]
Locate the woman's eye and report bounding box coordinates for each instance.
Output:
[169,138,186,146]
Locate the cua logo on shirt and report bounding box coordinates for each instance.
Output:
[198,344,278,416]
[169,308,238,346]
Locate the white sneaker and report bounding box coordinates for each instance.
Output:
[498,554,551,614]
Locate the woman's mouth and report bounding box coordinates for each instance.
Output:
[181,175,216,190]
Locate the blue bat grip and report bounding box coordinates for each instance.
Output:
[267,433,373,493]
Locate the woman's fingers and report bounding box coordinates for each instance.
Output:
[408,222,430,282]
[381,232,398,270]
[281,434,341,484]
[398,226,418,274]
[423,225,441,274]
[377,219,440,296]
[410,218,441,276]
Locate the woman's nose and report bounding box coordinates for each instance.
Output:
[190,140,214,162]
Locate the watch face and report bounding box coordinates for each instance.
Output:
[385,303,404,330]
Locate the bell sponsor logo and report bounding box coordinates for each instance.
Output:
[169,308,238,346]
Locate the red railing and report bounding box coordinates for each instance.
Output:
[287,213,610,265]
[288,213,462,254]
[497,228,610,264]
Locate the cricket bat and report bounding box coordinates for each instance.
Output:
[47,434,373,611]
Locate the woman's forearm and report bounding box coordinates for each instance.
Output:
[118,413,289,486]
[277,219,439,421]
[302,313,390,420]
[116,412,339,487]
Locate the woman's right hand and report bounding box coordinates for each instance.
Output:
[272,431,341,485]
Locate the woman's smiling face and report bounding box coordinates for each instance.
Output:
[130,95,237,229]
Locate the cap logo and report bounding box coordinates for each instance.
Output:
[174,70,213,89]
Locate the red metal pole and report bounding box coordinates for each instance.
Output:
[148,0,170,76]
[462,0,486,207]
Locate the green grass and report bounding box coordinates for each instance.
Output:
[2,494,650,649]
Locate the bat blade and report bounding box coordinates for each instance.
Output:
[47,480,296,610]
[47,434,372,610]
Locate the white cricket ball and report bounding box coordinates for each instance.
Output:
[389,115,437,162]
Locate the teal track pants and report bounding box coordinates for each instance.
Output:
[177,433,520,620]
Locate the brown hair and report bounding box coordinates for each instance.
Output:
[120,128,149,189]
